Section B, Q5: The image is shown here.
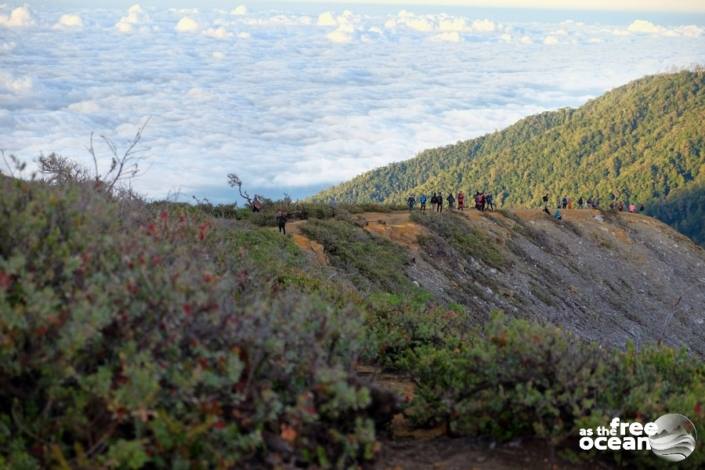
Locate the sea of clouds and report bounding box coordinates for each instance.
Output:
[1,3,704,201]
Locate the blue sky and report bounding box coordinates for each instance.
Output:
[1,2,704,201]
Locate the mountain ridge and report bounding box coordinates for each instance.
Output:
[314,69,705,244]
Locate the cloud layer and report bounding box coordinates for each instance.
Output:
[1,4,704,201]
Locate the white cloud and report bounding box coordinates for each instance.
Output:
[54,14,83,30]
[68,100,100,113]
[431,31,462,42]
[0,73,32,93]
[203,27,231,39]
[176,17,200,33]
[623,19,702,37]
[115,4,149,33]
[674,24,704,37]
[519,35,534,44]
[438,17,468,32]
[472,19,496,32]
[0,41,16,53]
[3,5,705,201]
[543,35,559,45]
[327,28,353,43]
[0,6,34,28]
[231,5,247,16]
[627,19,669,34]
[317,12,337,27]
[404,17,434,32]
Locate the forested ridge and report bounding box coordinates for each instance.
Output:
[314,69,705,244]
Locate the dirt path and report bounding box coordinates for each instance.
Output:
[285,220,329,265]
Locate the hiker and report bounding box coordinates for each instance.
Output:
[628,203,636,213]
[430,192,438,211]
[586,197,593,208]
[447,192,455,209]
[419,193,427,212]
[276,210,288,234]
[554,208,562,220]
[457,191,465,210]
[475,192,483,211]
[542,193,549,209]
[485,193,495,211]
[252,197,262,213]
[578,197,584,209]
[407,194,416,211]
[437,192,443,213]
[561,196,568,209]
[639,204,645,212]
[567,197,573,209]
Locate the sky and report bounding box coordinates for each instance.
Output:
[1,2,704,202]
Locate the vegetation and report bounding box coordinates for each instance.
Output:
[404,312,705,468]
[299,218,415,294]
[314,69,705,245]
[411,211,508,269]
[0,176,382,469]
[2,173,704,467]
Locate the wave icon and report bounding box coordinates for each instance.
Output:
[649,414,698,462]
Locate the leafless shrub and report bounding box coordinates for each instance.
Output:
[88,118,151,192]
[0,150,27,178]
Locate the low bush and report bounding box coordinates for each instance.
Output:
[299,218,414,293]
[411,212,508,269]
[404,312,705,468]
[0,177,383,469]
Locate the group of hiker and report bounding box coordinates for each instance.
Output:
[407,191,495,212]
[542,194,645,220]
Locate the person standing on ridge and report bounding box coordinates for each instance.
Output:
[457,191,465,210]
[485,193,495,211]
[430,192,437,212]
[276,209,288,235]
[419,193,427,212]
[542,193,549,209]
[437,192,444,212]
[447,192,455,210]
[578,196,584,209]
[407,194,416,211]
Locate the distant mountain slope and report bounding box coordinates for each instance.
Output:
[314,69,705,244]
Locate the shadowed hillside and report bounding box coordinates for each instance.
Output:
[314,69,705,245]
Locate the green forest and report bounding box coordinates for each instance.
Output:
[314,69,705,245]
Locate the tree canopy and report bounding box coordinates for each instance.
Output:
[314,69,705,244]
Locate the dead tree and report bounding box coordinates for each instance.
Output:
[227,173,263,211]
[88,118,150,192]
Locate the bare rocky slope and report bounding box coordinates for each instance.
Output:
[290,208,705,355]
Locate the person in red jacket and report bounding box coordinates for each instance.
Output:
[457,191,465,210]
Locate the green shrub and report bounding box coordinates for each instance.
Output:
[404,312,705,468]
[0,177,383,468]
[361,292,467,371]
[411,212,508,269]
[299,218,414,293]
